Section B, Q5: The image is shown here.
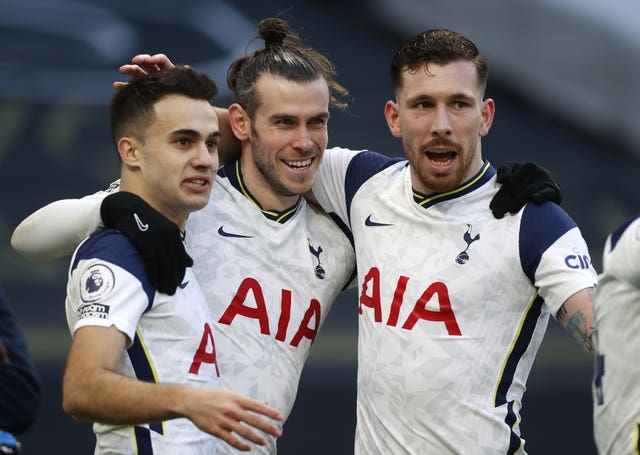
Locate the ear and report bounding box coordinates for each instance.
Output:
[117,136,142,169]
[228,103,251,141]
[479,98,495,137]
[384,100,402,138]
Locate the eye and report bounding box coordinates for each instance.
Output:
[310,117,328,127]
[176,138,191,146]
[414,100,434,109]
[275,117,295,126]
[206,139,219,149]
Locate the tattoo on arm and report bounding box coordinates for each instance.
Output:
[557,288,595,356]
[566,311,594,355]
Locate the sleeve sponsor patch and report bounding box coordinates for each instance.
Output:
[78,303,111,320]
[80,263,115,302]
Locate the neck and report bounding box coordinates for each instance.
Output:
[238,154,301,212]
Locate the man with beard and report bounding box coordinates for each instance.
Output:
[12,20,566,454]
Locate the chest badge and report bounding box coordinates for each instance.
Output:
[456,224,480,265]
[308,239,326,279]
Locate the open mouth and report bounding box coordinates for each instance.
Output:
[425,150,457,166]
[283,157,314,169]
[184,176,211,188]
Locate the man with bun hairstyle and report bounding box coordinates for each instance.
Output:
[13,19,355,454]
[12,19,564,454]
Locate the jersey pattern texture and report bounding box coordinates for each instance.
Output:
[66,229,219,455]
[593,215,640,455]
[186,161,356,454]
[313,147,597,455]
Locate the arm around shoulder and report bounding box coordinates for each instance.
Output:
[11,196,105,261]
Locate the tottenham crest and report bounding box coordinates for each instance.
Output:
[455,224,480,265]
[308,239,326,279]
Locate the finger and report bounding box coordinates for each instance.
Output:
[130,54,154,64]
[118,64,149,78]
[241,413,282,437]
[113,81,128,90]
[218,431,251,451]
[126,55,161,74]
[144,250,160,290]
[243,400,284,421]
[531,187,560,204]
[495,162,517,183]
[229,422,267,446]
[148,53,175,69]
[132,53,174,71]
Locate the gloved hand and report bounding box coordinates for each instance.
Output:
[490,161,562,219]
[100,192,193,295]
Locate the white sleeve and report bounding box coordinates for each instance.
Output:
[604,217,640,288]
[11,181,120,261]
[312,146,362,226]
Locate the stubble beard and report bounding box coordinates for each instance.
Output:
[251,132,302,198]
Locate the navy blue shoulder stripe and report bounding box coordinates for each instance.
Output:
[327,212,357,289]
[72,229,155,309]
[519,202,577,283]
[344,151,405,223]
[609,214,640,252]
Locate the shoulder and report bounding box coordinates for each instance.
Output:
[520,201,577,246]
[518,202,586,278]
[606,214,640,253]
[72,229,148,288]
[602,215,640,284]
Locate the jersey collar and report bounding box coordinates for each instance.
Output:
[412,161,495,208]
[218,160,301,223]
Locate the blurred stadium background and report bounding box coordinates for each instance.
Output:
[1,0,638,452]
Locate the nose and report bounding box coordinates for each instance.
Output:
[431,105,452,136]
[291,126,314,152]
[193,142,218,170]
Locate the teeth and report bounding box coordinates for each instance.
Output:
[191,179,205,185]
[284,158,312,168]
[425,150,454,166]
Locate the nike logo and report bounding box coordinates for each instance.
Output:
[178,281,189,289]
[134,213,149,231]
[364,214,393,227]
[217,226,254,238]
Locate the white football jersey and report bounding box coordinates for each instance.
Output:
[186,161,355,454]
[312,147,597,454]
[66,229,220,454]
[593,215,640,455]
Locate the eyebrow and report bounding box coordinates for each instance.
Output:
[269,112,330,121]
[406,92,475,104]
[171,129,222,139]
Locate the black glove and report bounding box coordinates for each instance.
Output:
[490,162,562,219]
[100,192,193,295]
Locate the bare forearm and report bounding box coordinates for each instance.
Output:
[63,367,186,424]
[556,287,595,356]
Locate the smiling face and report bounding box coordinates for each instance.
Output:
[384,60,494,195]
[235,74,330,211]
[119,94,220,229]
